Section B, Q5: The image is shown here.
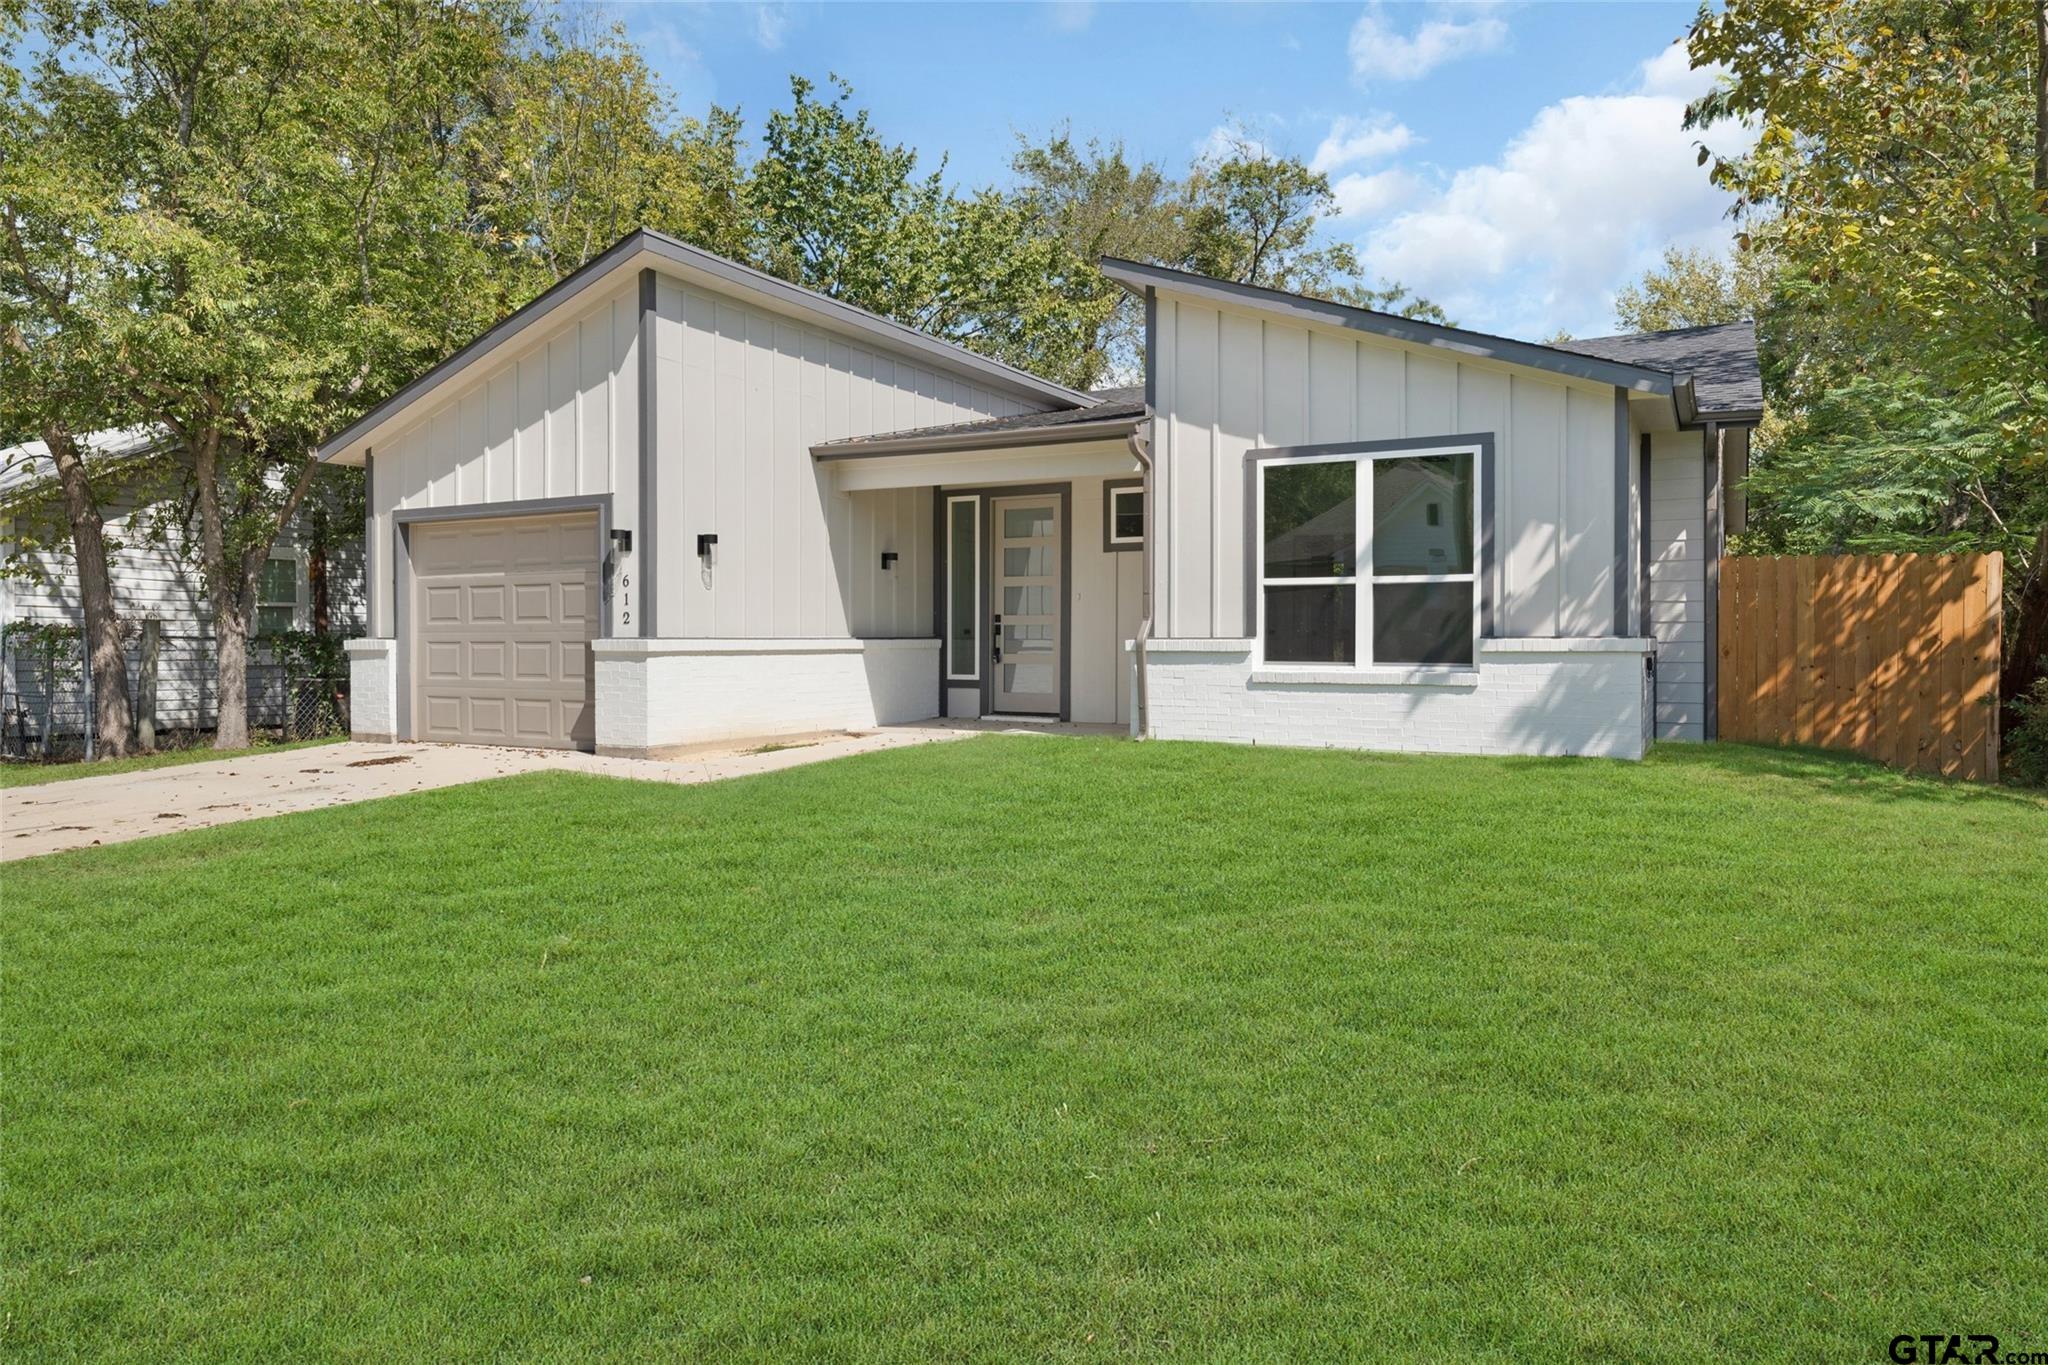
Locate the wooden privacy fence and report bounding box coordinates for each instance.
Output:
[1717,553,2003,781]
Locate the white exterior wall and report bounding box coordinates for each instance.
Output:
[1149,290,1632,641]
[1143,638,1652,759]
[1646,429,1709,740]
[367,282,641,638]
[650,275,1034,640]
[590,637,938,754]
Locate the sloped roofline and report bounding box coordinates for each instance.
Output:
[1098,256,1700,410]
[318,229,1093,464]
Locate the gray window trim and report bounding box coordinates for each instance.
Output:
[1103,477,1143,553]
[321,229,1087,463]
[1241,433,1496,643]
[390,495,613,742]
[637,267,658,638]
[1613,390,1631,637]
[940,481,1071,720]
[1103,256,1682,399]
[1703,422,1722,740]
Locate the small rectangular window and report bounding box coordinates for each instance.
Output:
[946,496,978,681]
[1106,483,1144,548]
[256,556,301,637]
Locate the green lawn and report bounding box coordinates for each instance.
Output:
[4,738,2044,1361]
[0,736,343,788]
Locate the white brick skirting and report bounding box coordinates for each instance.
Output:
[592,637,940,755]
[1137,637,1655,760]
[344,637,397,742]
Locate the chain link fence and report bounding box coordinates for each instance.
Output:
[1,624,352,762]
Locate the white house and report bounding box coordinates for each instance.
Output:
[319,228,1759,760]
[0,430,364,741]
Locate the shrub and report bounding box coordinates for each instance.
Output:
[2005,677,2048,788]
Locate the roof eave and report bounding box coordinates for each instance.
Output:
[1101,256,1682,398]
[812,414,1142,461]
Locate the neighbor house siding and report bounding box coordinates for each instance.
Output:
[368,282,641,637]
[2,488,364,734]
[1148,290,1628,643]
[650,275,1038,640]
[1646,428,1710,740]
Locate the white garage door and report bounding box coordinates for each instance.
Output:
[410,512,599,749]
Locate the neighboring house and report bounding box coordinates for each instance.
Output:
[0,430,365,740]
[320,228,1760,760]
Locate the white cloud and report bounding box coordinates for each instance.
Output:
[751,2,791,51]
[1330,168,1423,220]
[1194,122,1273,164]
[1309,114,1416,173]
[1348,1,1507,84]
[1355,44,1753,337]
[1046,0,1095,32]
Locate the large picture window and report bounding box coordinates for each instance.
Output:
[1257,443,1479,668]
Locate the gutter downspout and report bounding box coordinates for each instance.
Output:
[1127,424,1153,739]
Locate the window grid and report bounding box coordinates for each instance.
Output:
[1256,443,1481,670]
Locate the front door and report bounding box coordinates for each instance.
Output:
[989,495,1062,715]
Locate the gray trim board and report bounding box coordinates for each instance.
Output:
[637,268,657,638]
[1102,477,1143,553]
[1703,422,1722,740]
[1612,390,1630,637]
[1143,287,1158,412]
[1241,432,1497,649]
[1638,434,1652,638]
[322,229,1087,463]
[932,488,948,713]
[389,495,614,745]
[363,450,377,636]
[1102,256,1683,398]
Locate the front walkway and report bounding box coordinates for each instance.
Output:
[1,726,993,861]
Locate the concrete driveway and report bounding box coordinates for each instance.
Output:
[1,727,989,862]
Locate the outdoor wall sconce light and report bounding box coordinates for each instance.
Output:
[609,528,632,553]
[880,551,899,570]
[697,532,718,559]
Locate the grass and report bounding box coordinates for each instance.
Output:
[0,735,343,788]
[4,737,2044,1361]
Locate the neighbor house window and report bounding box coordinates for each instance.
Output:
[1105,481,1144,549]
[1256,443,1479,668]
[946,495,978,680]
[256,555,303,637]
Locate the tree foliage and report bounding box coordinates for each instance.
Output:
[1686,0,2048,706]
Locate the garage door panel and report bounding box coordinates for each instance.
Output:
[410,511,599,750]
[511,582,554,623]
[470,641,508,681]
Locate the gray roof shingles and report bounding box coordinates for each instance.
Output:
[1553,320,1762,416]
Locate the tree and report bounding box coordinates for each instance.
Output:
[1688,0,2048,707]
[1,10,138,754]
[1613,242,1776,332]
[1179,132,1443,321]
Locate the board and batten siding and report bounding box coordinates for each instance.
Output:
[650,275,1036,639]
[367,282,641,637]
[1069,474,1145,725]
[1148,291,1632,643]
[1647,428,1710,739]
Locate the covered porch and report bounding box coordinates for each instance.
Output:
[814,390,1148,728]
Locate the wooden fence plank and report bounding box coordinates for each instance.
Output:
[1712,551,2001,781]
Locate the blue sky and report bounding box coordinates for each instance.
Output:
[614,1,1755,341]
